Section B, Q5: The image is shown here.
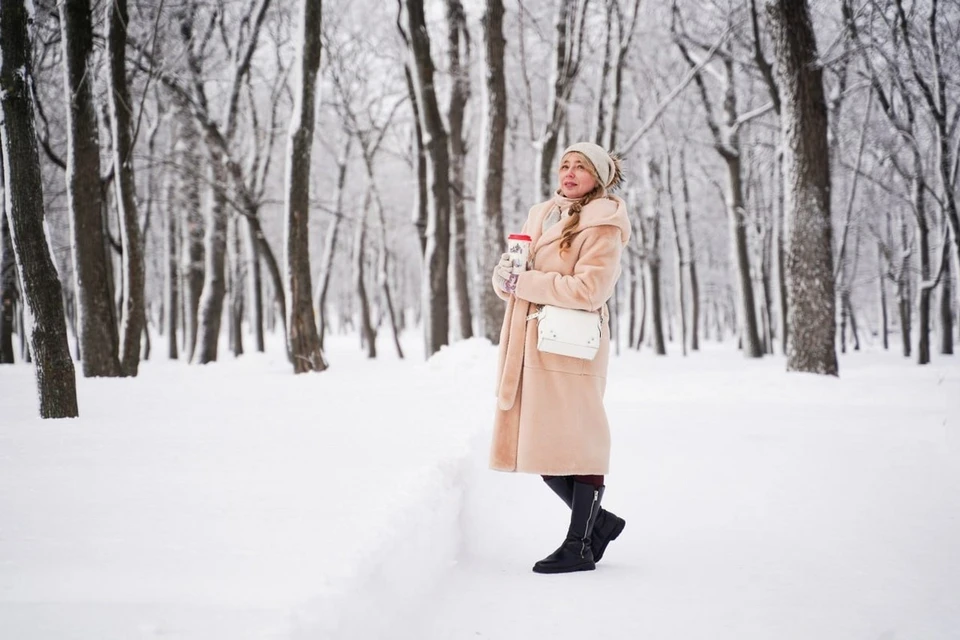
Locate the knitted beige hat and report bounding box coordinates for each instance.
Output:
[561,142,622,189]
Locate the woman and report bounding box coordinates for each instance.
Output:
[490,141,631,574]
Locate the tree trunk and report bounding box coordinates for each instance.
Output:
[627,257,638,349]
[107,0,145,377]
[284,0,327,373]
[940,251,954,354]
[403,0,451,357]
[355,192,377,358]
[193,161,228,364]
[593,1,614,146]
[1,183,16,364]
[59,0,121,377]
[878,241,889,350]
[178,117,205,362]
[163,158,179,360]
[0,0,79,416]
[640,160,666,355]
[446,0,473,341]
[402,66,428,256]
[768,0,838,375]
[244,218,264,352]
[316,138,351,350]
[667,159,688,356]
[478,0,508,343]
[914,167,932,365]
[535,0,588,200]
[678,152,700,351]
[722,148,764,358]
[228,215,244,358]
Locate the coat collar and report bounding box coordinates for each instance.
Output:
[531,194,631,255]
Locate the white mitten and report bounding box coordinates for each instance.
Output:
[492,253,517,294]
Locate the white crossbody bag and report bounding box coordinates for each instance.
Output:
[526,305,603,360]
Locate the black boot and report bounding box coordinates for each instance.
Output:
[532,481,602,574]
[542,476,626,563]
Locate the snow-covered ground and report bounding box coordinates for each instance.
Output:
[1,333,957,639]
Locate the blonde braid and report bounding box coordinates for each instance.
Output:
[558,185,604,254]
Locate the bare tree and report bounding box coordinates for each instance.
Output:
[672,7,765,358]
[107,0,146,376]
[59,0,121,377]
[0,165,15,364]
[284,0,327,373]
[0,0,79,417]
[535,0,591,200]
[315,137,351,350]
[446,0,473,340]
[477,0,508,343]
[640,156,667,355]
[162,147,179,360]
[767,0,838,375]
[401,0,451,357]
[679,150,700,350]
[597,0,642,151]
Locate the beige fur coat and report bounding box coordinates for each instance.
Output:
[490,194,632,475]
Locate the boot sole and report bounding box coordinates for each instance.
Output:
[532,561,596,574]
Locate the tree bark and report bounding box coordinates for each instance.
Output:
[1,178,16,364]
[641,159,666,355]
[768,0,838,375]
[446,0,473,341]
[228,215,244,358]
[284,0,327,373]
[316,137,351,350]
[59,0,121,377]
[403,0,451,357]
[878,241,889,350]
[163,162,179,360]
[355,192,377,358]
[679,151,700,351]
[179,117,205,362]
[193,161,228,364]
[667,158,687,356]
[107,0,146,376]
[941,251,954,354]
[477,0,508,343]
[0,0,79,417]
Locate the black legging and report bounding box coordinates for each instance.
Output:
[542,474,604,488]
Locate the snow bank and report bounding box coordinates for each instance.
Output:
[0,336,494,639]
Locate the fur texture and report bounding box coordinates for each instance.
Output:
[490,195,631,475]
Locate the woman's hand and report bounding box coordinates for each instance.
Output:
[492,253,517,294]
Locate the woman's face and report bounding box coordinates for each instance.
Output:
[557,153,598,199]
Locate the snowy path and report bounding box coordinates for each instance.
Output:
[2,339,957,639]
[412,351,960,640]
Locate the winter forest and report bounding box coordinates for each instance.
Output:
[1,0,958,637]
[1,0,958,416]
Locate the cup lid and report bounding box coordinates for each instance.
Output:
[508,234,532,241]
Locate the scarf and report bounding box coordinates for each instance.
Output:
[541,193,580,234]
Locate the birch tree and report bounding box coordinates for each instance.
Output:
[767,0,838,375]
[0,0,79,417]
